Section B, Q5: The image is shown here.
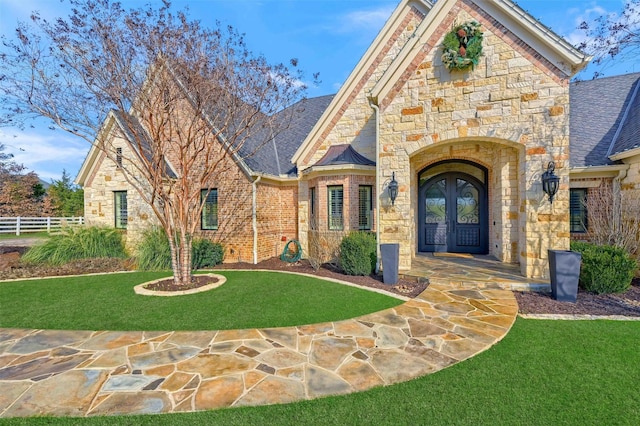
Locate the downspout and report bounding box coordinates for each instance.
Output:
[613,166,629,229]
[369,99,381,273]
[252,175,262,264]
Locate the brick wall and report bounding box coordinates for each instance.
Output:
[299,173,376,257]
[84,129,298,264]
[256,181,298,261]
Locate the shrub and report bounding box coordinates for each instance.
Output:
[307,228,346,271]
[136,227,224,271]
[570,241,638,294]
[339,231,376,276]
[22,226,127,265]
[136,227,172,271]
[192,238,224,269]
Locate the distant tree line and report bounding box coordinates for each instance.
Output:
[0,143,83,217]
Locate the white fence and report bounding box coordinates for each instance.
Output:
[0,217,85,236]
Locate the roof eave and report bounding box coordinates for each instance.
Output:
[292,0,434,165]
[371,0,453,101]
[301,164,376,178]
[371,0,590,105]
[482,0,590,75]
[75,111,118,186]
[609,146,640,162]
[570,164,629,178]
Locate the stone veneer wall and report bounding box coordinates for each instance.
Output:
[621,155,640,253]
[622,154,640,193]
[83,134,156,250]
[300,7,426,167]
[376,2,571,278]
[297,6,425,261]
[299,0,572,278]
[409,142,522,265]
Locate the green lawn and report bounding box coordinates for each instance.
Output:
[1,319,637,425]
[0,271,402,330]
[0,232,50,240]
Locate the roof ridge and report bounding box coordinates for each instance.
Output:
[572,71,640,85]
[606,76,640,157]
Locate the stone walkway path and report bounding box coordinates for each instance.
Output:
[409,254,550,292]
[0,282,517,418]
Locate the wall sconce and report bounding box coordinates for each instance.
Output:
[388,172,399,206]
[541,161,560,204]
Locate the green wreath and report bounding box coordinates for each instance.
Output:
[441,21,483,71]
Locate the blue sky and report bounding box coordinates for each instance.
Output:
[0,0,636,182]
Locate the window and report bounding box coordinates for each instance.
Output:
[359,185,373,230]
[328,185,343,230]
[309,187,316,230]
[116,147,123,168]
[114,191,128,229]
[570,189,587,233]
[201,189,218,230]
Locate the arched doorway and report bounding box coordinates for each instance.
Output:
[418,162,488,254]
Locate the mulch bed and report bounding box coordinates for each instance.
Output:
[515,279,640,317]
[213,257,428,298]
[144,275,219,292]
[1,246,638,316]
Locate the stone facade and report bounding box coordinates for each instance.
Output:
[83,132,155,249]
[296,0,578,279]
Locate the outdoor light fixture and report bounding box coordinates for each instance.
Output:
[388,172,399,206]
[541,161,560,204]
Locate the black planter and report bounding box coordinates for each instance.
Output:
[548,249,581,303]
[380,243,399,285]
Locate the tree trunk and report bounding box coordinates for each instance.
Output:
[168,229,193,287]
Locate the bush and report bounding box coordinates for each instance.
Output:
[22,226,127,265]
[192,238,224,269]
[339,231,376,276]
[136,227,224,271]
[136,227,172,271]
[570,241,638,294]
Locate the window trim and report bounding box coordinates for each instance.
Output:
[327,185,344,231]
[201,188,219,231]
[570,188,588,233]
[309,187,316,230]
[359,185,373,230]
[114,190,128,229]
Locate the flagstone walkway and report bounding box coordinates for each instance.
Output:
[0,282,518,419]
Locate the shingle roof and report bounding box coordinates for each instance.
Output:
[610,78,640,157]
[170,71,640,174]
[570,73,640,167]
[239,95,334,177]
[314,144,376,167]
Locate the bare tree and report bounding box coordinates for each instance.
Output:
[578,0,640,77]
[307,217,347,271]
[583,181,640,258]
[0,0,309,286]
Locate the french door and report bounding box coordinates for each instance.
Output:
[418,172,488,254]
